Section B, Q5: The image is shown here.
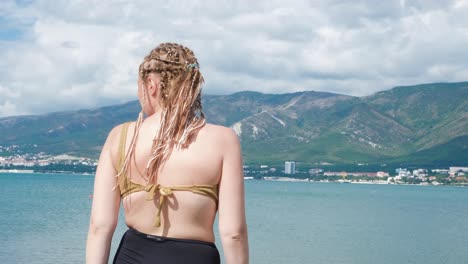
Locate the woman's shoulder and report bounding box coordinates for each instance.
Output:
[201,123,240,148]
[108,121,134,138]
[97,122,134,170]
[202,123,239,139]
[104,122,135,150]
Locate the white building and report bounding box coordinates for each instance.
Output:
[431,169,449,174]
[309,168,323,175]
[376,171,390,178]
[285,161,296,174]
[396,168,411,177]
[412,169,427,177]
[449,167,468,173]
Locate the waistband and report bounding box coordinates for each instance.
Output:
[126,227,217,248]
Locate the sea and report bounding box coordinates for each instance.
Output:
[1,173,467,264]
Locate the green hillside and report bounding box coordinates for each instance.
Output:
[0,81,467,166]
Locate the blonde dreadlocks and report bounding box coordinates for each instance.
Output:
[117,43,206,185]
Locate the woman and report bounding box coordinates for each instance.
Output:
[86,43,249,264]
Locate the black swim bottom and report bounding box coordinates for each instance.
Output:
[112,227,221,264]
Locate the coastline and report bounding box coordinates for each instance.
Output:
[1,171,466,186]
[0,170,94,175]
[0,169,35,174]
[261,176,468,187]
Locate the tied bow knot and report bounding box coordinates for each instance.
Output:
[159,186,173,196]
[144,184,174,201]
[144,184,174,227]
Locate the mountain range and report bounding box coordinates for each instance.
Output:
[1,81,467,166]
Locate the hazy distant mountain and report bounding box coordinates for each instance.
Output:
[0,82,466,166]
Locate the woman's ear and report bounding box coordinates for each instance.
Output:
[146,75,159,96]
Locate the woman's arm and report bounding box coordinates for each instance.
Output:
[86,125,122,264]
[218,128,249,264]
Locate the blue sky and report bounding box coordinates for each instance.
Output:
[1,0,468,117]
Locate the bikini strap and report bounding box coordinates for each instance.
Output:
[117,122,130,171]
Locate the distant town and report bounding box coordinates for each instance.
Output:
[0,150,467,186]
[0,148,97,174]
[243,161,468,186]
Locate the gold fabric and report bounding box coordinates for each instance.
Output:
[116,122,218,227]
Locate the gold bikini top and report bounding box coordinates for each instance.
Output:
[116,122,219,227]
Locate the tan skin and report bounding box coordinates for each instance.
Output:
[86,73,249,264]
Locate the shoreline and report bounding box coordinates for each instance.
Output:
[261,176,468,187]
[0,170,94,176]
[1,171,466,187]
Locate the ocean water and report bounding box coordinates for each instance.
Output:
[1,173,467,264]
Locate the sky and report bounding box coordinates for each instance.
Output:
[0,0,467,117]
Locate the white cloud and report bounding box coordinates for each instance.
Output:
[0,0,467,117]
[0,100,25,117]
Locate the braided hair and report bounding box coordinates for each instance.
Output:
[117,43,206,184]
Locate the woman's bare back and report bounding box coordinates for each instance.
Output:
[118,120,227,242]
[87,42,248,264]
